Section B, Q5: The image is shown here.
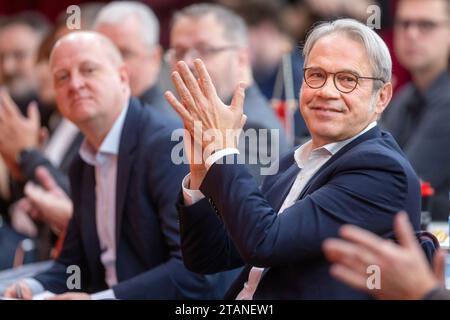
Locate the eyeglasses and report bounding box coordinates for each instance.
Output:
[303,67,385,94]
[394,18,450,34]
[165,45,237,63]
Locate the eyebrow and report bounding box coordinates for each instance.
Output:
[306,66,362,77]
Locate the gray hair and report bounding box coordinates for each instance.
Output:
[94,1,159,50]
[303,18,392,90]
[172,3,248,46]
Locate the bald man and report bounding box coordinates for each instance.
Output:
[3,32,220,300]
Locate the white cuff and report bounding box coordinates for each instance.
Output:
[182,174,205,205]
[205,148,240,169]
[91,289,116,300]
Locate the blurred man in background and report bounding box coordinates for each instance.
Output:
[381,0,450,221]
[0,13,49,116]
[94,1,177,118]
[169,3,289,184]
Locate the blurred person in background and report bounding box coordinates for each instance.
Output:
[169,3,289,185]
[4,31,218,300]
[0,4,103,270]
[232,0,308,145]
[94,1,177,118]
[381,0,450,221]
[0,12,50,123]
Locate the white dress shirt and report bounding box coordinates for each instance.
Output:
[182,121,377,300]
[78,104,129,299]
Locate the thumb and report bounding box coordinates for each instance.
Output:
[34,166,60,193]
[27,101,40,126]
[230,82,246,113]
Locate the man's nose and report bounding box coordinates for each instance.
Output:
[68,72,85,90]
[316,75,340,99]
[402,23,421,39]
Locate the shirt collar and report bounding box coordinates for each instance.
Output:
[294,121,377,168]
[79,102,129,165]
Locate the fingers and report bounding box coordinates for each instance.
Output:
[171,69,197,113]
[0,88,21,118]
[230,82,246,113]
[16,197,32,212]
[27,101,40,127]
[34,166,60,193]
[393,211,419,250]
[17,282,33,300]
[193,59,217,99]
[322,238,376,274]
[164,90,193,127]
[24,182,48,210]
[329,264,370,293]
[433,249,446,284]
[3,285,16,298]
[3,282,33,299]
[176,61,205,106]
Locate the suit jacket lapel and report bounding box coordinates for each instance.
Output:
[265,163,300,212]
[115,99,140,246]
[258,126,383,286]
[297,126,382,200]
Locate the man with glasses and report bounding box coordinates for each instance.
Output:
[166,18,421,299]
[168,3,288,184]
[382,0,450,221]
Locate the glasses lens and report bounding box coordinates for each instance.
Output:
[335,72,358,93]
[304,68,327,88]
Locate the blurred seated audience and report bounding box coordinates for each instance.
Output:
[4,31,226,300]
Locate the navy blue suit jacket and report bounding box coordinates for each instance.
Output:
[34,98,223,299]
[179,126,421,299]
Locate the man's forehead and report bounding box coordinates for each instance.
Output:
[50,44,104,70]
[397,0,448,17]
[0,23,36,36]
[307,34,370,72]
[173,14,225,40]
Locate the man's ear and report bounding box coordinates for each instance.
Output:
[375,82,393,115]
[237,47,250,68]
[150,44,163,64]
[118,64,130,91]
